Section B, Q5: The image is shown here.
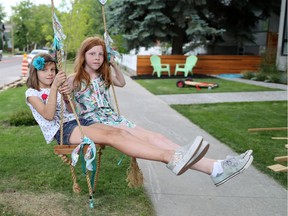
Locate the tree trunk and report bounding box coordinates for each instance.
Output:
[171,28,185,55]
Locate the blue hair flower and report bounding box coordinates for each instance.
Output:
[32,56,45,70]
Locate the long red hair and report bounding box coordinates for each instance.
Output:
[73,37,111,90]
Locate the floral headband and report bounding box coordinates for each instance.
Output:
[32,56,46,70]
[32,56,57,70]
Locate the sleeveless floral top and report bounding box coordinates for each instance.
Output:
[73,75,135,128]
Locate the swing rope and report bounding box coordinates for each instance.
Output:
[51,0,103,209]
[101,4,121,115]
[51,1,81,194]
[99,1,143,188]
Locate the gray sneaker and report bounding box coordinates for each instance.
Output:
[167,136,203,175]
[226,149,253,160]
[177,140,210,175]
[211,152,253,187]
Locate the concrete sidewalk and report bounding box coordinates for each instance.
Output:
[159,91,287,105]
[115,75,287,216]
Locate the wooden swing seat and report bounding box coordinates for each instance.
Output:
[53,143,105,198]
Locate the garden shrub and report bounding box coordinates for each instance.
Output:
[267,73,281,83]
[242,47,287,84]
[242,71,255,80]
[254,72,267,81]
[259,64,279,75]
[9,110,37,126]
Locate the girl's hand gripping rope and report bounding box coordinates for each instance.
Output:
[58,81,72,96]
[52,70,67,89]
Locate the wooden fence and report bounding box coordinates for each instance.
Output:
[136,55,262,76]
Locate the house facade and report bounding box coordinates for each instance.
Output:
[207,0,287,72]
[276,0,287,71]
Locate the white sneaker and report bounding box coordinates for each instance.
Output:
[177,140,210,175]
[226,149,253,160]
[167,136,203,175]
[211,151,253,187]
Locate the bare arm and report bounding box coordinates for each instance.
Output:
[27,71,67,120]
[63,74,77,113]
[58,81,73,113]
[66,74,75,91]
[110,56,126,87]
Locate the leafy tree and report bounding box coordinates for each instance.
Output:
[11,0,34,51]
[12,1,53,51]
[9,0,104,56]
[27,4,54,49]
[6,0,125,55]
[61,0,103,57]
[11,1,69,52]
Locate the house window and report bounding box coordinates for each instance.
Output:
[281,2,287,56]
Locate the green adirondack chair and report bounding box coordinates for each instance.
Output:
[174,55,198,77]
[150,55,171,78]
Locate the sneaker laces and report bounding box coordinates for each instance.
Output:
[222,157,240,168]
[170,152,183,165]
[225,150,249,160]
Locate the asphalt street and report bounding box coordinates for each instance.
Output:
[0,55,23,88]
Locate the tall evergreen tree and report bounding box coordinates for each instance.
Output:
[107,0,280,54]
[107,0,223,54]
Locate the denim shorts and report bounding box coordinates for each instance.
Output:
[54,118,94,145]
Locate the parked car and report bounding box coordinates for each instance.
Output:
[27,49,50,66]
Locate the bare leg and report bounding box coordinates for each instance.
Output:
[69,124,173,163]
[190,158,215,175]
[117,125,216,173]
[117,125,179,150]
[69,123,218,175]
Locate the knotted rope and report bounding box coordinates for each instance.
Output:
[51,0,100,209]
[99,1,143,188]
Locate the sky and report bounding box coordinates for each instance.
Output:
[0,0,62,19]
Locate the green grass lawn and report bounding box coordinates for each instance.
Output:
[0,86,154,216]
[136,78,282,95]
[136,77,287,188]
[0,79,287,215]
[172,101,287,188]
